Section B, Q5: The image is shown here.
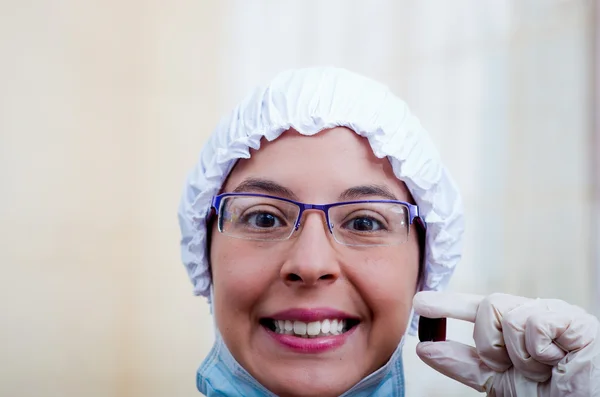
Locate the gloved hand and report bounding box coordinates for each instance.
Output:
[413,291,600,396]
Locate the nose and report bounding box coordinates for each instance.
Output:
[280,211,341,287]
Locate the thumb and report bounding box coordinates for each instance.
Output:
[416,340,496,393]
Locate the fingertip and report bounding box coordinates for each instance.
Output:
[414,341,494,393]
[413,290,436,300]
[414,291,484,322]
[416,341,435,349]
[415,341,436,360]
[416,340,451,360]
[412,291,438,316]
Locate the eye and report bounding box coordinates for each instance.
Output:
[343,216,385,232]
[243,211,285,228]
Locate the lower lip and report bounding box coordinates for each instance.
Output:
[263,325,357,353]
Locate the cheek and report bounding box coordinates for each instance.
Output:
[210,236,279,318]
[364,259,416,306]
[345,246,419,320]
[342,246,419,362]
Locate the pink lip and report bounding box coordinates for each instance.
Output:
[263,325,357,353]
[266,308,359,322]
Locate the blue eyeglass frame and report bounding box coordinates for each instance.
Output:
[210,192,423,234]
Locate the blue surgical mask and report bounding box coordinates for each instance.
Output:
[197,331,405,397]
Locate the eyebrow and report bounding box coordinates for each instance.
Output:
[232,178,299,200]
[338,185,398,201]
[232,178,399,202]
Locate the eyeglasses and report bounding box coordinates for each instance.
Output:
[211,193,422,247]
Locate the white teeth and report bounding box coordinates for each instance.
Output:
[331,319,339,335]
[284,320,293,331]
[307,321,320,336]
[271,318,352,336]
[293,321,307,335]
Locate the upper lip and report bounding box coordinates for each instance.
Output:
[264,308,360,322]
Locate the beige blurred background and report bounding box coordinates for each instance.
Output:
[1,0,599,396]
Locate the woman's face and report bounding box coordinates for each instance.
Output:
[210,127,420,397]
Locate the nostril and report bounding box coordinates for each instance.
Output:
[319,274,335,281]
[287,273,302,282]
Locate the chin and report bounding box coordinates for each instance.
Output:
[261,366,361,397]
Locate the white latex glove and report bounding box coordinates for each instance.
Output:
[413,292,600,396]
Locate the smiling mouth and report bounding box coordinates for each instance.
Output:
[259,318,360,338]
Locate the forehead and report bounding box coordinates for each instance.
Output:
[222,127,411,201]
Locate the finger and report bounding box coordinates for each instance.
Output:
[413,291,484,322]
[553,312,598,353]
[533,308,600,395]
[525,311,569,366]
[527,307,597,355]
[416,340,496,393]
[501,299,563,382]
[474,293,531,373]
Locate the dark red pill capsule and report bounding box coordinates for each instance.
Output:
[418,316,447,342]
